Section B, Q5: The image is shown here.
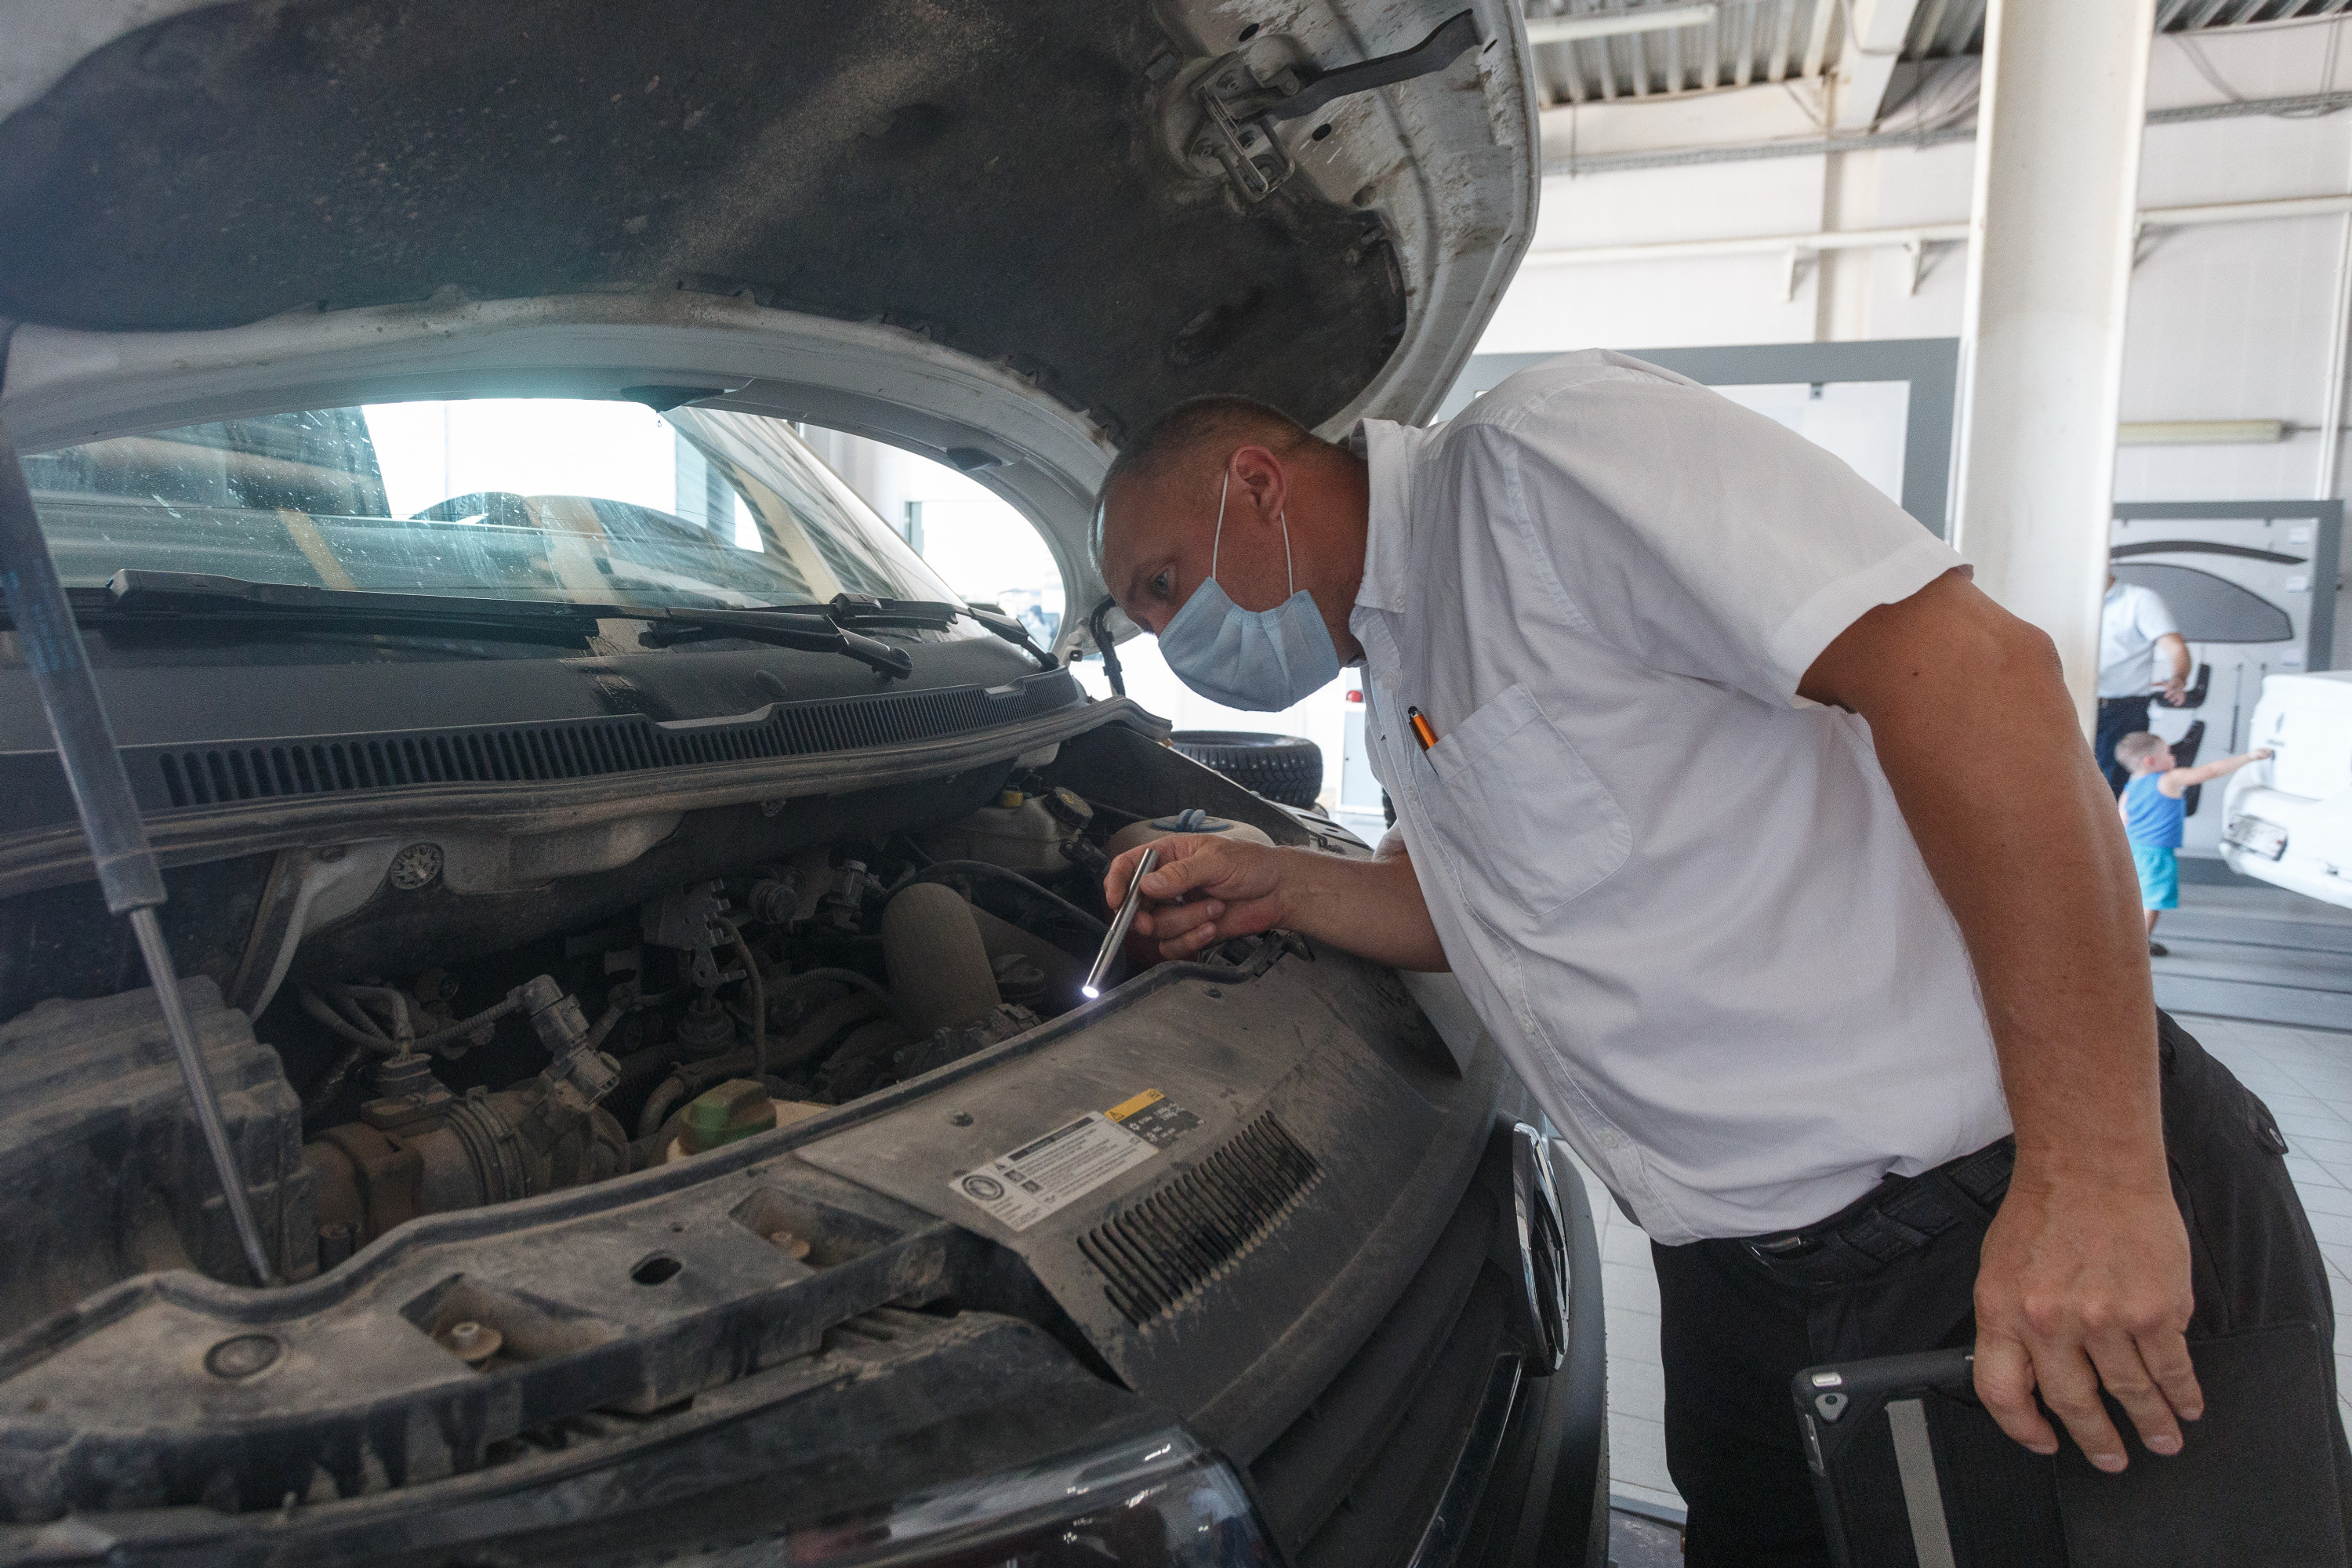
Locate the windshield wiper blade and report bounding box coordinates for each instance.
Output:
[634,606,913,678]
[91,572,918,677]
[80,572,1018,680]
[102,570,603,626]
[78,571,604,648]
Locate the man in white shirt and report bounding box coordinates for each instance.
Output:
[1091,354,2342,1563]
[2096,575,2192,792]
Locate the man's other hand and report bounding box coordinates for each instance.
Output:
[1104,835,1290,960]
[1973,1174,2201,1472]
[2161,673,2189,706]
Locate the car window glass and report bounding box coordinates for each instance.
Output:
[797,426,1065,647]
[23,398,960,611]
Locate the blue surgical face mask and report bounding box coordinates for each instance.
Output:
[1156,466,1341,712]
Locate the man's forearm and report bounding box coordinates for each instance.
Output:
[1276,844,1450,971]
[1806,575,2165,1181]
[1806,573,2199,1467]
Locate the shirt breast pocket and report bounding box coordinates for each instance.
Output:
[1421,684,1631,921]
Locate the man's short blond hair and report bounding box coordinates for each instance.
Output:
[2114,731,2169,768]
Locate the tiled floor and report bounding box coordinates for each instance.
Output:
[1579,1011,2352,1523]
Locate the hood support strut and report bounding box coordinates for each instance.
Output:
[0,418,276,1287]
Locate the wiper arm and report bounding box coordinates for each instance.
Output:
[815,593,1056,668]
[686,593,1056,670]
[634,605,913,678]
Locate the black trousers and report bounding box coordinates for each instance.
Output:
[2096,695,2153,794]
[1653,1012,2351,1566]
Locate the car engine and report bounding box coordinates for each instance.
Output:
[0,745,1293,1338]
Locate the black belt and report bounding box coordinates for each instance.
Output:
[1737,1138,2015,1287]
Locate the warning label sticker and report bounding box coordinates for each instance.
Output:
[1105,1088,1200,1149]
[949,1111,1159,1232]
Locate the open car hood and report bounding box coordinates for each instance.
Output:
[0,0,1538,633]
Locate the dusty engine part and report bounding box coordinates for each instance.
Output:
[887,1003,1037,1087]
[303,976,625,1247]
[1106,807,1277,859]
[818,860,888,929]
[743,866,802,924]
[918,789,1085,873]
[882,883,1003,1036]
[641,880,731,963]
[515,974,622,1102]
[989,950,1049,1008]
[673,996,737,1057]
[0,978,315,1326]
[968,905,1090,1007]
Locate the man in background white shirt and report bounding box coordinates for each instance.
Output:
[2097,574,2191,793]
[1091,354,2343,1563]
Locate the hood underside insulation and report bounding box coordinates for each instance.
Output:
[0,0,1410,439]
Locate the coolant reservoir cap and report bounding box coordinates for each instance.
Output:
[1043,786,1094,828]
[679,1078,776,1154]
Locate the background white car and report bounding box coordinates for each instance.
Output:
[2221,670,2352,908]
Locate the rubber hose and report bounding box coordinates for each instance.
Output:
[637,1076,690,1142]
[329,984,416,1047]
[719,917,767,1080]
[882,884,1002,1036]
[607,1044,677,1103]
[298,986,397,1054]
[911,862,1109,938]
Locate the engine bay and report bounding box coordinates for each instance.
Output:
[0,726,1312,1341]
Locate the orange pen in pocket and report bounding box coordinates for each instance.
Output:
[1407,706,1439,751]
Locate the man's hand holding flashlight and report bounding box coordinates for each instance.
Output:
[1103,835,1290,961]
[1102,831,1451,973]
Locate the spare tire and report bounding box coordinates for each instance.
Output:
[1170,731,1323,809]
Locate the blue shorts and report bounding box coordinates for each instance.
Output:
[2132,844,2180,911]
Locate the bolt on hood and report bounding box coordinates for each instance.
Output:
[0,0,1537,616]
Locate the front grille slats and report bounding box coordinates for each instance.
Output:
[147,674,1070,809]
[1079,1113,1323,1326]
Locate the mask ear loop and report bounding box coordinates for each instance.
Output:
[1208,466,1232,583]
[1279,508,1295,597]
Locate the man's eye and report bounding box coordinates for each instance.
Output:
[1151,571,1172,597]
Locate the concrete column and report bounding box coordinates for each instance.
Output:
[1948,0,2155,729]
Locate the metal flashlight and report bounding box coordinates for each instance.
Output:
[1081,845,1158,1000]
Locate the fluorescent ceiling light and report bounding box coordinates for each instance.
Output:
[2117,419,2288,446]
[1523,3,1717,46]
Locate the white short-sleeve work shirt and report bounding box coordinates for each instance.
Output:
[2096,580,2182,699]
[1351,351,2012,1243]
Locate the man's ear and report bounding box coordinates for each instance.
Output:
[1228,445,1289,521]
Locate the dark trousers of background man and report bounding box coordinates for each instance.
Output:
[2096,693,2152,794]
[1651,1012,2350,1567]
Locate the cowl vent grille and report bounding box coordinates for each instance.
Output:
[152,677,1067,808]
[1079,1113,1323,1326]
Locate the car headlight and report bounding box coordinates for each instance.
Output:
[746,1427,1274,1567]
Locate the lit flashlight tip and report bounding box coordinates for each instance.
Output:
[1080,985,1100,1000]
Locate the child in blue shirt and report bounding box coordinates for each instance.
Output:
[2114,731,2273,955]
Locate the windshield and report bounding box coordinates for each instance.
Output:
[24,399,962,611]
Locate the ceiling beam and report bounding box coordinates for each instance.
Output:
[1834,0,1926,128]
